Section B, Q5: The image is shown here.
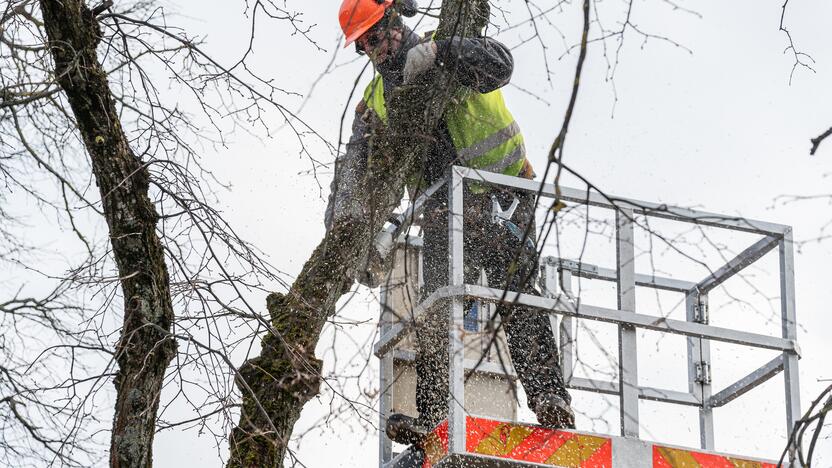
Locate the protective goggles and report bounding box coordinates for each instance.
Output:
[355,22,391,55]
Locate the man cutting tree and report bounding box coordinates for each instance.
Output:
[328,0,575,448]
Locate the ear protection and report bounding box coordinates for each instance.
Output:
[395,0,419,17]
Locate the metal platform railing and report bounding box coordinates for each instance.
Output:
[374,166,801,467]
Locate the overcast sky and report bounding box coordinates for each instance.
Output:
[78,0,832,466]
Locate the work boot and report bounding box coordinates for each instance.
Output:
[532,394,576,429]
[385,413,430,445]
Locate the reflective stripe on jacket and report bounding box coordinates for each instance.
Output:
[362,74,527,178]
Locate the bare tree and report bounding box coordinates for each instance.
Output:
[2,0,317,466]
[38,5,181,467]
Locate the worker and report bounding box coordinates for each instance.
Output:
[330,0,575,445]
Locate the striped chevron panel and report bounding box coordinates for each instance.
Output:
[418,417,775,468]
[422,421,449,468]
[653,445,777,468]
[422,417,612,467]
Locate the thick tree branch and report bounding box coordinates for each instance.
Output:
[38,1,177,467]
[225,1,491,467]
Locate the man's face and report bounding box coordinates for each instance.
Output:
[356,25,402,65]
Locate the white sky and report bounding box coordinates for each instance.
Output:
[29,0,831,466]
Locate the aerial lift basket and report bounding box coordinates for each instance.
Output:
[374,166,800,468]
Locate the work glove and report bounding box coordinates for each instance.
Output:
[403,41,438,83]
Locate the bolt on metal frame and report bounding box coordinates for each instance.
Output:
[375,166,802,466]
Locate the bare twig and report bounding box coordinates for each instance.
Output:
[810,126,832,156]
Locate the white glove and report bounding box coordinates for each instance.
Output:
[403,42,438,83]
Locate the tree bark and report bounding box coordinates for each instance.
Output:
[226,1,490,467]
[38,2,177,467]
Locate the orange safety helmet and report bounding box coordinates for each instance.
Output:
[339,0,394,47]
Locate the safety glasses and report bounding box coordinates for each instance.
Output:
[355,24,388,55]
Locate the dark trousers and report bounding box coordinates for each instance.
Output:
[415,184,571,427]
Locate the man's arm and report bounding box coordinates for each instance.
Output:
[325,102,371,231]
[434,37,514,93]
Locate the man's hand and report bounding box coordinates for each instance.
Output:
[404,41,438,83]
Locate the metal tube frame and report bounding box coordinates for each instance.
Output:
[617,208,640,438]
[374,286,799,358]
[378,283,394,464]
[376,166,801,464]
[686,290,715,449]
[447,167,466,454]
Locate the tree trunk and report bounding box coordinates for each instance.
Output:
[38,2,177,467]
[226,2,489,467]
